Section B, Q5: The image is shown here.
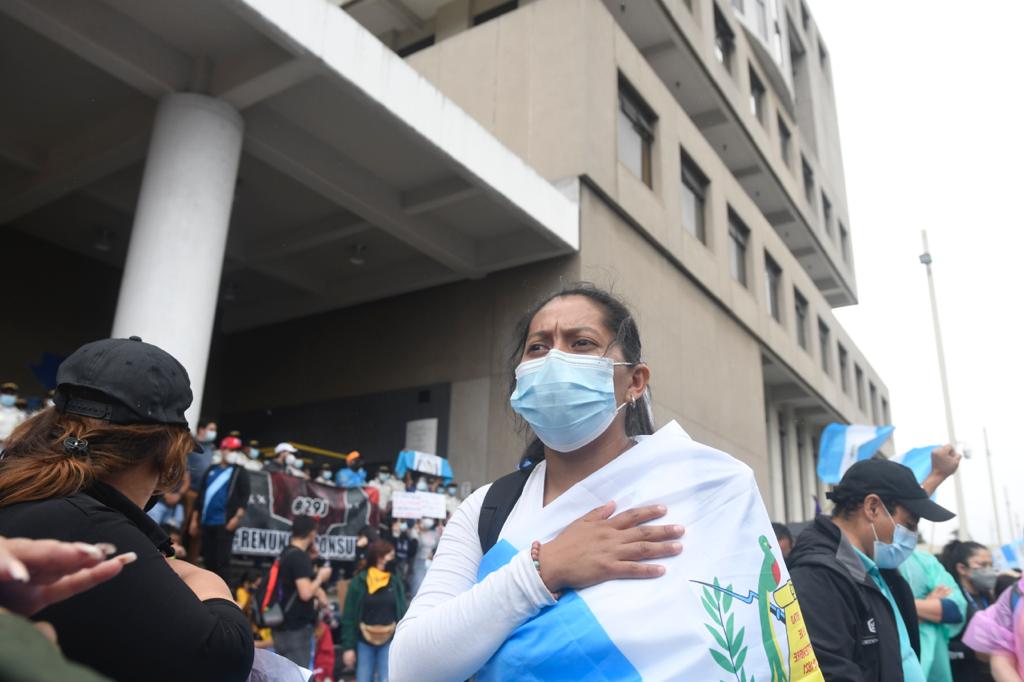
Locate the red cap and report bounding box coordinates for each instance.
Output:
[220,436,243,451]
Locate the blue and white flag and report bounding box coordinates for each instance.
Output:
[894,445,940,484]
[476,421,825,681]
[997,540,1024,570]
[817,423,895,484]
[395,450,453,483]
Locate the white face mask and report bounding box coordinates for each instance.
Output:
[203,431,217,443]
[415,479,428,492]
[212,452,222,465]
[248,448,260,460]
[421,518,435,530]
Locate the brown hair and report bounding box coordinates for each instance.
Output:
[0,408,193,509]
[365,539,396,570]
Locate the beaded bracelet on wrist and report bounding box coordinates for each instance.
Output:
[531,540,561,600]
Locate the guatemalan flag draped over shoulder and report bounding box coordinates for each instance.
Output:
[476,421,825,681]
[817,423,896,484]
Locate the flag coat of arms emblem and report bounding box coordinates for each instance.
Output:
[476,421,824,681]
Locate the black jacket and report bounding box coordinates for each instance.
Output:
[0,482,254,682]
[197,462,250,526]
[788,515,920,682]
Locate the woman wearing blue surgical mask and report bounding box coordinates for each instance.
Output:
[390,285,796,681]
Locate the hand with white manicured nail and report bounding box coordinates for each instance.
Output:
[0,537,136,617]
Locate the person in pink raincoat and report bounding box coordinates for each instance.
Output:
[963,575,1024,681]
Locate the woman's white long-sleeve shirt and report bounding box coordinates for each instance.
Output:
[389,475,556,682]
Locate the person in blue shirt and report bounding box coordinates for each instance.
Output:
[189,436,250,584]
[336,451,368,489]
[788,451,961,682]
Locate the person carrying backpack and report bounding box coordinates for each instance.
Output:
[268,515,332,668]
[388,285,811,681]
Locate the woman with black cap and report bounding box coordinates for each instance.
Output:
[0,336,254,682]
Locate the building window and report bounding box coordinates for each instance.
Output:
[800,1,810,31]
[396,35,435,58]
[728,211,751,287]
[778,115,791,166]
[749,65,766,123]
[618,78,656,188]
[821,192,832,238]
[778,410,789,506]
[881,397,890,425]
[473,0,518,26]
[801,156,815,206]
[794,287,809,350]
[754,0,768,39]
[839,222,850,263]
[837,343,849,394]
[869,382,879,424]
[765,253,782,322]
[818,39,828,68]
[818,318,831,375]
[855,364,865,410]
[714,6,735,73]
[680,150,708,243]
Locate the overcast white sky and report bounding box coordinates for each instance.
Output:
[811,2,1024,549]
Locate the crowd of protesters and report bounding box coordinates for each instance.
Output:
[2,287,1023,681]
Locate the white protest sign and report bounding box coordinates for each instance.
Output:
[391,491,448,519]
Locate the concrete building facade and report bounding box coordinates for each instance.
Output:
[2,0,889,523]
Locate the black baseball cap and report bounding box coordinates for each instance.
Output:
[54,336,193,429]
[829,458,955,522]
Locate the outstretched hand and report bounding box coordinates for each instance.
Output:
[0,537,136,617]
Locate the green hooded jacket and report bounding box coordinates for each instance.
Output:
[340,569,409,651]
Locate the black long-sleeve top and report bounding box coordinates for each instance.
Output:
[0,482,254,682]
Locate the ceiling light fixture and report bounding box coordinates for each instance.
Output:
[94,228,113,253]
[349,244,367,266]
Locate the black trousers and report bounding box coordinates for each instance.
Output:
[200,525,234,585]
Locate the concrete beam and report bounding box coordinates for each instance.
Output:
[244,109,481,277]
[400,177,478,215]
[0,103,152,225]
[0,0,191,97]
[212,47,316,110]
[240,214,371,263]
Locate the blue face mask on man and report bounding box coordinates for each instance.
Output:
[871,504,917,569]
[510,349,635,453]
[0,394,16,408]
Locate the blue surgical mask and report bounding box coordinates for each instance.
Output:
[248,448,260,459]
[510,349,631,453]
[0,395,16,408]
[872,505,917,569]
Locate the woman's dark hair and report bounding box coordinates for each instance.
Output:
[508,283,654,464]
[939,539,988,585]
[366,539,396,570]
[0,409,192,509]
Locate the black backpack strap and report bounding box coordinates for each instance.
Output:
[477,466,532,555]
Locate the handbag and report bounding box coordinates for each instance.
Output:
[359,622,397,646]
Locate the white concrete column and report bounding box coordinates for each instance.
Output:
[766,404,786,521]
[798,421,817,519]
[783,406,803,522]
[112,93,243,430]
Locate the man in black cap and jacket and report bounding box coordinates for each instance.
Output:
[788,447,960,682]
